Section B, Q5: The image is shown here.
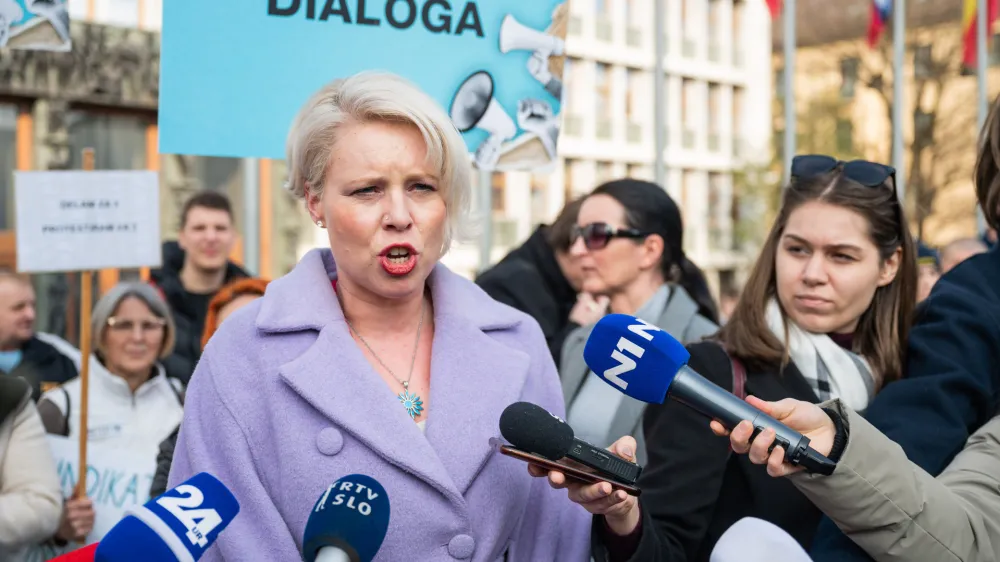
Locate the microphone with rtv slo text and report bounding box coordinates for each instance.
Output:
[583,314,836,476]
[499,402,643,486]
[91,472,240,561]
[302,474,390,562]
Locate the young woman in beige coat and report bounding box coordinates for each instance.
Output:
[0,376,61,562]
[716,395,1000,562]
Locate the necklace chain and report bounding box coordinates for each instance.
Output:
[345,301,425,392]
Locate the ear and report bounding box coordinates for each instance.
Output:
[305,183,323,224]
[877,246,903,287]
[639,234,665,271]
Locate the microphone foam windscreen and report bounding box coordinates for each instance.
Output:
[710,517,813,562]
[96,472,240,562]
[303,474,390,562]
[499,402,574,460]
[583,313,691,404]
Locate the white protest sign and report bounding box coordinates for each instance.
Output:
[14,170,161,273]
[47,434,158,544]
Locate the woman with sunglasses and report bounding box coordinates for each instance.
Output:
[559,179,720,465]
[531,155,917,562]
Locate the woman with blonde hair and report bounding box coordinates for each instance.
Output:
[167,71,591,561]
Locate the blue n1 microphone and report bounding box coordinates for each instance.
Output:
[583,314,836,476]
[302,474,390,562]
[94,472,240,561]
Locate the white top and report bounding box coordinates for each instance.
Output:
[39,361,184,451]
[416,420,426,433]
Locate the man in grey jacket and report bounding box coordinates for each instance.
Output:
[717,395,1000,562]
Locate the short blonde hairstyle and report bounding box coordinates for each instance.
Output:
[285,71,477,250]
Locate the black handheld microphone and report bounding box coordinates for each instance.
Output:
[499,401,643,485]
[582,314,836,476]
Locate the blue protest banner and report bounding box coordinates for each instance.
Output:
[0,0,70,51]
[159,0,569,171]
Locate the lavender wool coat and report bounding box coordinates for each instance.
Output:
[167,249,592,561]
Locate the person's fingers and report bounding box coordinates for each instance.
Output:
[767,445,788,477]
[745,395,774,415]
[748,428,776,465]
[576,489,632,515]
[609,436,637,461]
[547,470,568,489]
[709,420,731,437]
[729,420,754,454]
[566,481,614,504]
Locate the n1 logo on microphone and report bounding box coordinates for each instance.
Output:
[603,318,661,390]
[316,479,381,517]
[156,484,223,548]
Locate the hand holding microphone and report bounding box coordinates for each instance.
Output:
[526,435,641,536]
[582,314,837,476]
[711,396,837,478]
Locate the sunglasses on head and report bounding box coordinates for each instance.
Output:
[791,154,896,191]
[571,222,649,250]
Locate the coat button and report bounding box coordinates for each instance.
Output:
[447,534,475,559]
[316,428,343,456]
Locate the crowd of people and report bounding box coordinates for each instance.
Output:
[1,68,999,562]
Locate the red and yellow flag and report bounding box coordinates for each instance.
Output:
[964,0,999,69]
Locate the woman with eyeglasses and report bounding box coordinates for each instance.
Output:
[35,282,184,552]
[531,156,918,562]
[558,179,720,466]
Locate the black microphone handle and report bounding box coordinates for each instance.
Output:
[669,365,836,475]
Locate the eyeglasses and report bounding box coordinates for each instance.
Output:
[571,222,649,250]
[107,317,167,334]
[791,154,896,192]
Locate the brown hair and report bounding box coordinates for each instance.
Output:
[975,93,1000,230]
[180,191,234,229]
[546,196,586,253]
[200,278,270,350]
[717,170,917,386]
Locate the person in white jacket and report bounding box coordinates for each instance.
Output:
[36,282,184,552]
[0,376,61,562]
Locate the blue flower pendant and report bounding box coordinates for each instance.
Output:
[398,389,424,420]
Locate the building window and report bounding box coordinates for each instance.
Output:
[595,63,611,120]
[775,66,785,98]
[596,161,614,183]
[491,173,505,213]
[0,105,15,231]
[914,44,933,79]
[96,0,141,28]
[68,111,149,170]
[835,119,853,154]
[915,110,933,140]
[563,158,577,200]
[840,57,859,99]
[733,86,745,150]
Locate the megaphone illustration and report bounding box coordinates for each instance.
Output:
[450,71,517,170]
[499,14,565,57]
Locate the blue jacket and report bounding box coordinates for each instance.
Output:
[810,245,1000,560]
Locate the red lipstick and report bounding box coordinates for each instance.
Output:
[378,244,418,276]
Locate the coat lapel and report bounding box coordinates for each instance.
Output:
[560,324,592,405]
[423,267,529,493]
[260,250,532,500]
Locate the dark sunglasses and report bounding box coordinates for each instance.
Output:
[571,222,649,250]
[791,154,896,192]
